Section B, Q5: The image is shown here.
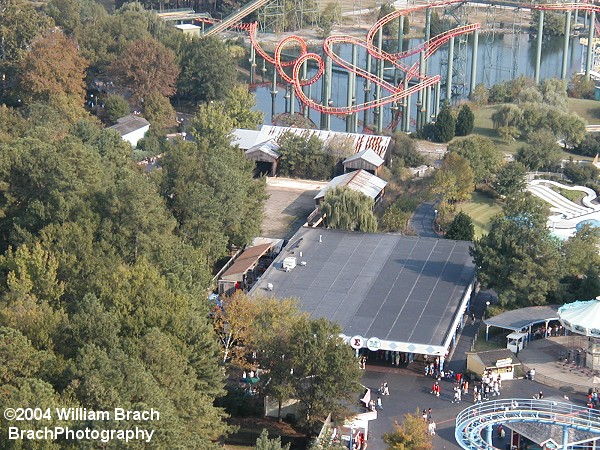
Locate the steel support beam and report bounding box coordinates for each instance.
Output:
[586,10,596,80]
[562,10,572,79]
[447,36,455,101]
[470,29,479,93]
[376,28,384,133]
[535,10,544,84]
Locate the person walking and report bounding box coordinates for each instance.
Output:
[428,421,436,436]
[376,397,383,410]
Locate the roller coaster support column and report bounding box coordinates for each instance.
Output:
[271,68,278,119]
[586,10,596,81]
[347,44,358,133]
[320,55,332,130]
[574,0,579,29]
[485,424,493,448]
[561,10,571,80]
[447,36,455,102]
[425,85,431,124]
[364,53,372,129]
[470,29,479,94]
[562,425,569,449]
[290,84,295,115]
[417,51,425,130]
[250,45,256,84]
[425,7,432,43]
[302,61,309,118]
[403,78,410,132]
[535,10,544,84]
[434,81,441,118]
[376,28,384,133]
[396,13,405,85]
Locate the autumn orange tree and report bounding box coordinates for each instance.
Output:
[211,291,304,369]
[18,30,88,105]
[110,37,179,105]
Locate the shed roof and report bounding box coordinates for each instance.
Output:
[108,114,150,137]
[245,140,280,160]
[220,243,273,282]
[484,305,560,332]
[231,129,261,150]
[257,125,391,159]
[314,170,387,201]
[343,148,385,168]
[250,228,476,353]
[468,349,518,368]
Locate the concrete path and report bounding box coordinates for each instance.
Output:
[410,201,438,238]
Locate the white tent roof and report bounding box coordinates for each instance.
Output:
[558,298,600,338]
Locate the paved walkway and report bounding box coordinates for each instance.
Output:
[409,201,438,238]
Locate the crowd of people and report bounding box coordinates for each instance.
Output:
[428,369,505,404]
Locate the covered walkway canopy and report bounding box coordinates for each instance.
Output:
[483,305,560,342]
[218,243,273,295]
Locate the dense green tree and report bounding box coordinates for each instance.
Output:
[390,132,425,167]
[178,36,237,104]
[321,187,378,232]
[104,94,130,123]
[455,104,474,136]
[278,317,361,429]
[446,211,474,241]
[563,161,599,184]
[562,224,600,278]
[431,153,474,207]
[383,409,433,450]
[276,131,335,180]
[45,0,80,35]
[574,133,600,157]
[433,102,455,143]
[0,0,53,70]
[471,194,563,308]
[493,161,527,198]
[516,129,562,171]
[142,91,177,132]
[255,429,291,450]
[448,136,501,184]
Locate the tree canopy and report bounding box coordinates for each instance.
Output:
[321,187,378,232]
[471,195,563,308]
[448,136,501,184]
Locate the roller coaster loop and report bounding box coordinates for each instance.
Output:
[455,398,600,449]
[243,0,600,117]
[248,0,482,115]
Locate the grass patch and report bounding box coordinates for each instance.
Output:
[457,192,503,238]
[567,97,600,125]
[472,103,597,161]
[473,326,506,352]
[543,182,586,204]
[471,105,524,156]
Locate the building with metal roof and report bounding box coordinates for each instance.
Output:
[108,114,150,148]
[257,125,391,160]
[244,140,280,176]
[314,170,387,205]
[342,149,385,175]
[218,243,274,295]
[483,305,560,342]
[250,228,476,360]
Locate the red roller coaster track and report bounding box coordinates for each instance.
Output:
[237,0,600,116]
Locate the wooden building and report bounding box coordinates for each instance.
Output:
[342,149,385,175]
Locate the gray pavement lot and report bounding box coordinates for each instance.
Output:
[360,369,588,450]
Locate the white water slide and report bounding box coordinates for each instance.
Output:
[527,179,598,219]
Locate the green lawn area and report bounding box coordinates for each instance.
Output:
[471,105,524,155]
[457,192,503,238]
[567,97,600,125]
[471,103,596,161]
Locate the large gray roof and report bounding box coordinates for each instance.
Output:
[484,305,560,332]
[251,228,476,354]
